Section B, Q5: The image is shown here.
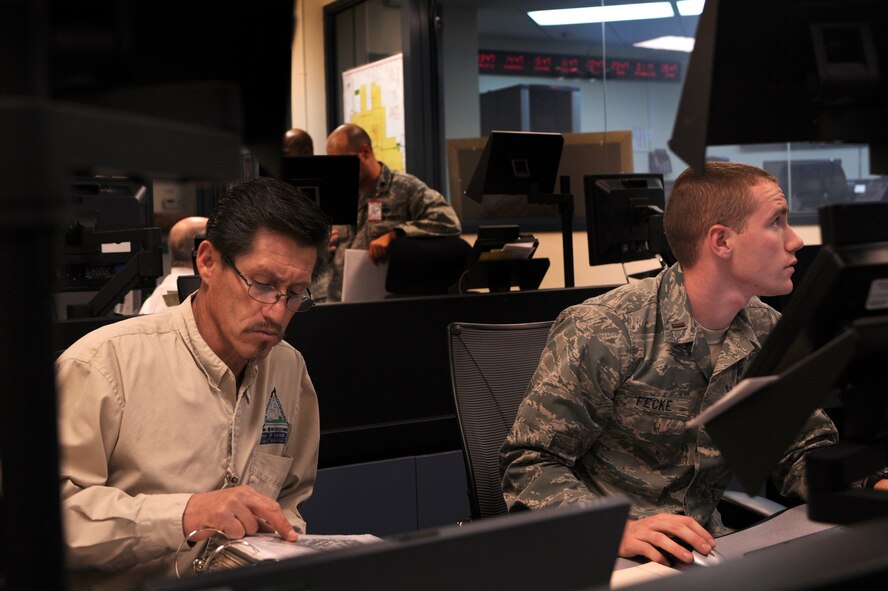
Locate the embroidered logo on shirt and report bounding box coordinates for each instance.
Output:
[260,388,289,445]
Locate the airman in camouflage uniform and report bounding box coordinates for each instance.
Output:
[318,162,461,302]
[500,162,840,566]
[315,124,461,302]
[499,264,837,534]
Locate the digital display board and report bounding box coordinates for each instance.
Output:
[478,50,681,82]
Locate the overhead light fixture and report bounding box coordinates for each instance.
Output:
[634,35,696,52]
[528,2,675,27]
[676,0,706,17]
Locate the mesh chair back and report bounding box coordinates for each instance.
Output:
[448,321,553,519]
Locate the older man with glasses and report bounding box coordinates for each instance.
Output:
[56,177,330,591]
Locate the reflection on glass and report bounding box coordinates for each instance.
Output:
[331,0,403,131]
[439,1,885,224]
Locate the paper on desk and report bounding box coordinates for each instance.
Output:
[685,375,779,429]
[342,248,389,302]
[610,562,679,588]
[228,532,382,562]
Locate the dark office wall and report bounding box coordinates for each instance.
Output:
[46,0,295,176]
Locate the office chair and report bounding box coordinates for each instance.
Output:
[385,236,472,296]
[448,320,554,519]
[447,320,784,526]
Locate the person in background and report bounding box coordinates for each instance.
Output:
[139,216,208,314]
[499,162,877,567]
[282,128,315,157]
[315,123,461,302]
[57,177,329,590]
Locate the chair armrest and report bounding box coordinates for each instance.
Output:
[722,490,786,516]
[719,490,786,530]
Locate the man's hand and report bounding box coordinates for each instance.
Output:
[619,514,716,566]
[329,228,340,253]
[368,231,397,264]
[183,486,298,542]
[874,479,888,491]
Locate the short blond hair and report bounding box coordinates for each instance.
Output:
[664,162,779,268]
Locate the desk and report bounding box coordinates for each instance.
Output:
[611,505,888,590]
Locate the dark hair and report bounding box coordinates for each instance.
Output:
[664,162,779,268]
[282,128,314,156]
[205,177,331,280]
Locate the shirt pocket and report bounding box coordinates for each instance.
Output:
[247,452,293,500]
[611,390,693,465]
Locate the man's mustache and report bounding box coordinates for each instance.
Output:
[248,322,284,337]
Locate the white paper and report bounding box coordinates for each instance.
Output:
[685,375,779,429]
[342,248,389,302]
[227,533,382,563]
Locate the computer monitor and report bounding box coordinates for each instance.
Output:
[744,202,888,382]
[58,176,160,296]
[144,498,629,591]
[464,131,564,202]
[583,174,670,266]
[459,225,548,293]
[762,159,851,213]
[670,0,888,174]
[691,202,888,521]
[281,155,360,225]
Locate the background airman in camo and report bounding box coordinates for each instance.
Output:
[314,123,462,302]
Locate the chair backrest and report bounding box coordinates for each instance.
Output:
[448,320,554,519]
[385,236,472,295]
[176,274,201,303]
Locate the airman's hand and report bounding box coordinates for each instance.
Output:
[619,514,716,566]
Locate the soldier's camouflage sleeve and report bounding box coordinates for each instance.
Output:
[499,303,629,511]
[770,409,838,499]
[391,172,461,238]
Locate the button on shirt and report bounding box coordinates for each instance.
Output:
[57,296,319,590]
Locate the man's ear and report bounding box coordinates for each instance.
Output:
[194,239,218,283]
[707,224,734,260]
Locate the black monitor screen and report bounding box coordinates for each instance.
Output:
[670,0,888,173]
[144,499,629,591]
[281,155,360,225]
[584,174,668,266]
[464,131,563,202]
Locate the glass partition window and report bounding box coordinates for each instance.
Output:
[327,0,404,132]
[438,0,886,225]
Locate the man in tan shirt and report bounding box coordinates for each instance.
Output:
[56,177,330,590]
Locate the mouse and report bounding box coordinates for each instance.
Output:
[665,539,727,569]
[689,547,726,567]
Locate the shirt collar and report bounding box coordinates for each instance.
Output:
[659,264,762,357]
[174,296,259,399]
[659,265,697,344]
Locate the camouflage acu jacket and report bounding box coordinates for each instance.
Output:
[500,265,838,535]
[314,162,461,302]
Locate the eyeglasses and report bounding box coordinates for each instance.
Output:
[221,253,314,312]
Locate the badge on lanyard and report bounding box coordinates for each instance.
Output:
[368,199,383,223]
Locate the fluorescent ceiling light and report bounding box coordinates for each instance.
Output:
[634,35,696,52]
[528,2,675,26]
[676,0,706,17]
